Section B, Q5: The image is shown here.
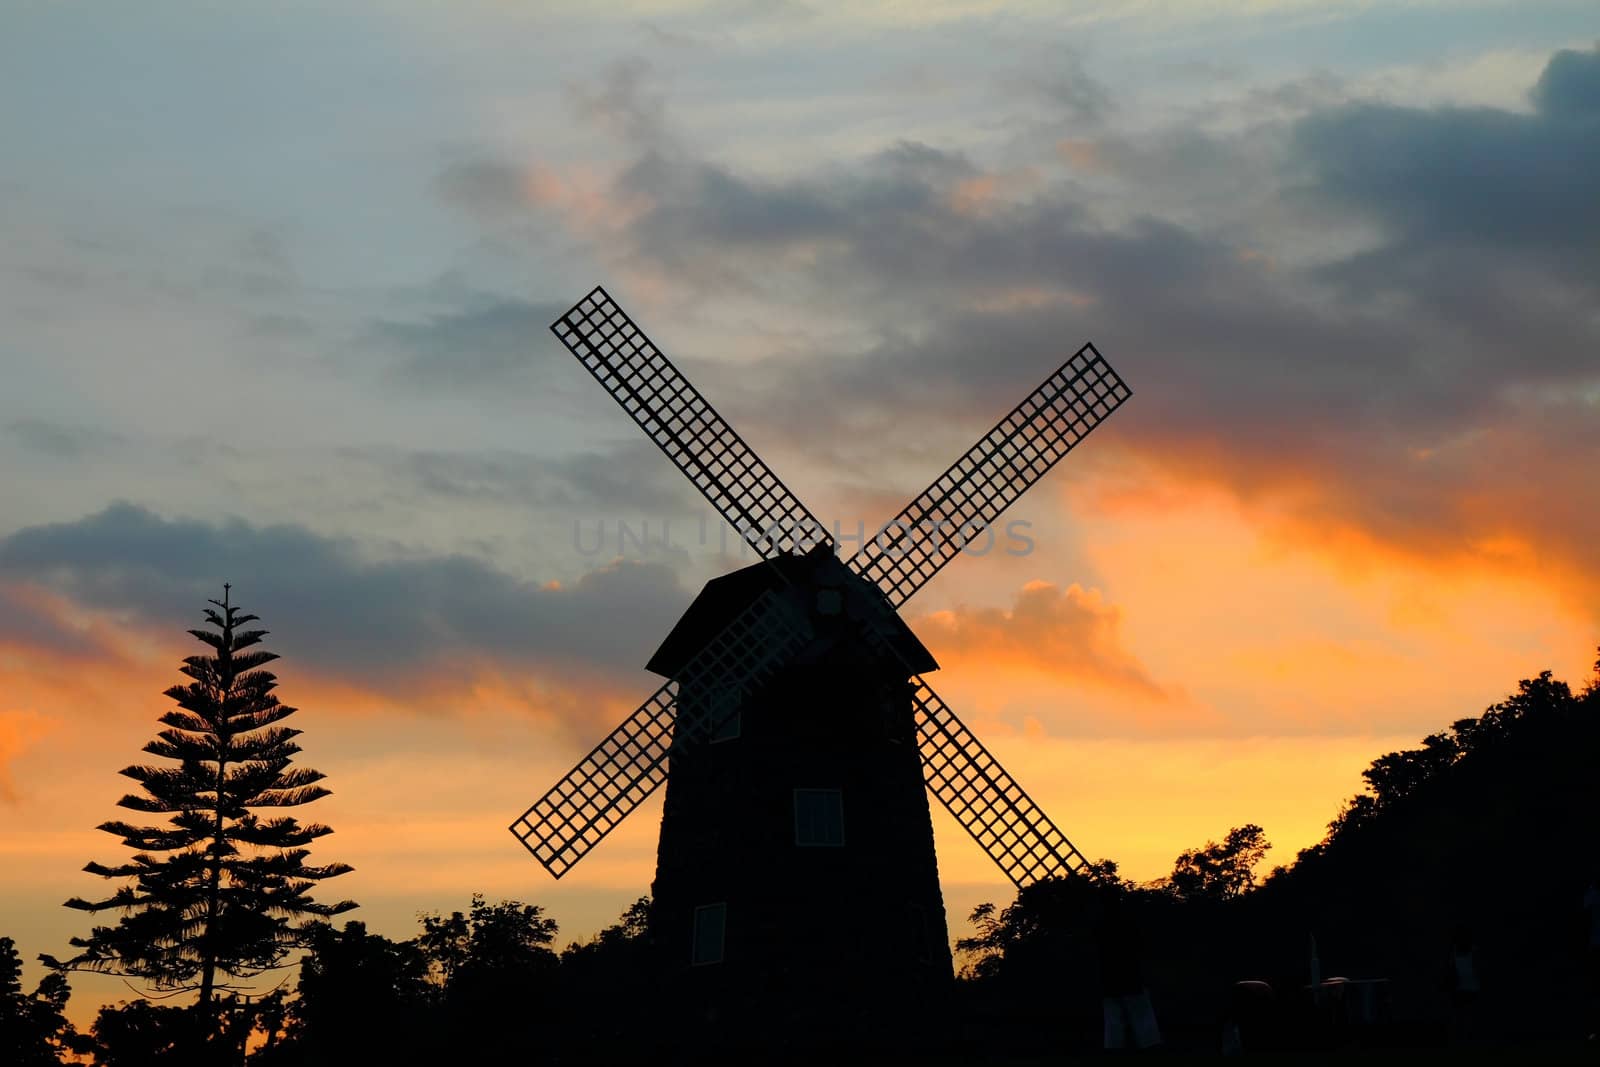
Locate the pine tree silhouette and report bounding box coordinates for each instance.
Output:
[43,585,356,1005]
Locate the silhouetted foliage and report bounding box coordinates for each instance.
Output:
[956,652,1600,1051]
[1289,666,1589,869]
[1163,824,1272,902]
[554,896,657,1054]
[561,895,650,963]
[248,894,655,1064]
[956,870,1116,981]
[87,996,254,1067]
[420,894,561,1059]
[0,936,89,1063]
[278,920,431,1064]
[44,587,356,1008]
[417,893,558,991]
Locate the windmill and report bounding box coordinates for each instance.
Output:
[511,286,1130,1033]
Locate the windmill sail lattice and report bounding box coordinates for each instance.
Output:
[552,287,830,557]
[912,683,1090,882]
[514,285,1131,891]
[511,590,811,877]
[849,343,1130,609]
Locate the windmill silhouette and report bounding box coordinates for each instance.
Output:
[511,286,1130,1033]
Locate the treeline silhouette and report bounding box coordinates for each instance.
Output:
[951,657,1600,1056]
[9,593,1597,1062]
[5,895,651,1064]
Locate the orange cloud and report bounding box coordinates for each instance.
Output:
[1079,406,1600,631]
[0,709,55,805]
[1052,466,1595,737]
[1057,137,1111,174]
[945,167,1044,216]
[914,580,1169,700]
[525,161,647,234]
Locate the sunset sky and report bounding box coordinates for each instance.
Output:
[3,0,1597,1024]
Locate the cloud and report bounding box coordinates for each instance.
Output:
[1531,42,1600,119]
[1005,52,1114,127]
[0,584,115,659]
[434,160,535,219]
[368,439,696,518]
[566,58,670,147]
[1294,43,1600,282]
[4,419,128,460]
[519,46,1600,615]
[0,503,694,708]
[0,710,56,805]
[411,47,1597,625]
[372,298,570,388]
[914,580,1169,700]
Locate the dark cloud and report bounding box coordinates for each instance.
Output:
[0,585,104,658]
[434,159,532,219]
[617,140,976,280]
[1009,55,1113,125]
[566,58,669,147]
[1293,45,1600,279]
[1531,42,1600,119]
[0,503,693,699]
[372,297,570,388]
[569,47,1600,608]
[4,419,128,460]
[363,439,696,517]
[205,228,299,299]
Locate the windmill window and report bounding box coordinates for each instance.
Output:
[709,687,740,743]
[691,903,726,965]
[793,788,845,847]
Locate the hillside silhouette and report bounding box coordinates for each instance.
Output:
[952,656,1600,1056]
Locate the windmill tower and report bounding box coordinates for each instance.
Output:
[511,287,1131,1039]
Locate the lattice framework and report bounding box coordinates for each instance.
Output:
[551,287,830,557]
[510,684,676,879]
[913,682,1090,886]
[510,591,810,878]
[851,343,1130,609]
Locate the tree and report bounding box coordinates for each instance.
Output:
[418,895,561,1058]
[44,586,355,1008]
[416,893,559,995]
[0,936,89,1064]
[1166,824,1271,901]
[284,921,431,1064]
[954,869,1115,981]
[558,897,655,1050]
[89,997,254,1067]
[560,895,650,965]
[1362,731,1460,806]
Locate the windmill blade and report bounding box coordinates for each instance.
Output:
[850,343,1130,608]
[511,589,811,877]
[912,681,1090,886]
[551,286,830,557]
[510,684,677,879]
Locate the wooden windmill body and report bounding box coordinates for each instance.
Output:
[647,549,951,1028]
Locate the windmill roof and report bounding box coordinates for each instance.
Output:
[646,551,938,679]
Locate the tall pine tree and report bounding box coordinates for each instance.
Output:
[45,586,356,1005]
